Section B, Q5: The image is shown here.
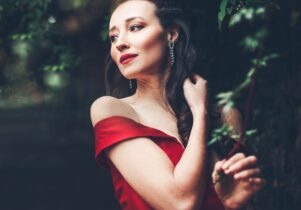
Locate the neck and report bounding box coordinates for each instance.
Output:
[131,71,170,110]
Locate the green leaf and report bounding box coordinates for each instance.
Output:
[247,68,256,77]
[223,101,235,112]
[216,91,233,99]
[218,0,228,30]
[229,13,241,27]
[256,7,265,15]
[246,129,257,136]
[241,36,259,51]
[207,138,219,146]
[226,7,233,14]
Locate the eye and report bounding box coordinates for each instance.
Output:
[129,24,144,32]
[109,35,118,43]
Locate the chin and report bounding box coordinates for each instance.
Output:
[119,69,138,80]
[119,66,143,79]
[119,61,157,79]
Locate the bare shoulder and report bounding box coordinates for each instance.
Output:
[90,96,138,126]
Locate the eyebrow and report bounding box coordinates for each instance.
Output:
[109,16,145,33]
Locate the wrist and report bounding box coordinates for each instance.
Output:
[191,108,207,119]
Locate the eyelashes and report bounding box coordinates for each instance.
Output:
[129,24,144,32]
[109,35,117,43]
[109,24,145,43]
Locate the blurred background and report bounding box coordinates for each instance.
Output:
[0,0,300,209]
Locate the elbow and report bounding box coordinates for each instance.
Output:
[175,194,201,210]
[153,180,203,210]
[150,190,201,210]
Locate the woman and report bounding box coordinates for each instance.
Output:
[91,0,265,209]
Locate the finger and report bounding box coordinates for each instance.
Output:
[222,153,245,171]
[248,178,266,189]
[187,73,200,84]
[212,160,226,184]
[224,155,257,175]
[214,159,226,173]
[183,77,193,88]
[249,177,266,185]
[233,168,261,179]
[194,74,207,85]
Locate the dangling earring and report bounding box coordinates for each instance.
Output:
[129,79,133,89]
[169,40,175,67]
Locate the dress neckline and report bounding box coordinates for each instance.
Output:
[94,115,185,149]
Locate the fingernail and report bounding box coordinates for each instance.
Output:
[224,168,231,174]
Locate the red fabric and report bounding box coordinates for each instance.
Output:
[94,116,225,210]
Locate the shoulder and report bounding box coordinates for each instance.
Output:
[90,96,138,126]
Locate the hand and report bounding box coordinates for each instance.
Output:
[183,74,207,115]
[212,153,266,209]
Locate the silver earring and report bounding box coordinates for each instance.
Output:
[169,40,175,67]
[129,79,133,89]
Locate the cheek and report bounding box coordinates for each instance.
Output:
[138,30,166,58]
[109,28,167,71]
[110,48,118,63]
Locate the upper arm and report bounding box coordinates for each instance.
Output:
[106,136,184,209]
[90,96,187,209]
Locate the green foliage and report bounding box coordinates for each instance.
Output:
[42,46,80,72]
[218,0,267,30]
[240,28,267,51]
[0,0,80,107]
[216,67,256,111]
[218,0,229,30]
[1,0,53,41]
[214,1,301,209]
[0,0,80,69]
[229,7,265,27]
[212,0,280,153]
[208,124,237,146]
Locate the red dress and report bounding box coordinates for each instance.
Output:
[94,116,225,210]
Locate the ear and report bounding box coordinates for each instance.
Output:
[167,26,179,42]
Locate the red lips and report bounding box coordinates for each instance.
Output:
[120,53,138,64]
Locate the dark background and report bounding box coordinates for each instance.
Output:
[0,0,300,209]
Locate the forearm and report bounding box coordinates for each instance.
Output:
[173,112,207,202]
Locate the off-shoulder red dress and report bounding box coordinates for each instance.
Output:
[94,116,225,210]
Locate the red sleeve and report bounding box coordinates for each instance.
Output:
[93,116,166,168]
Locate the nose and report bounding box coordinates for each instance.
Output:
[116,36,129,52]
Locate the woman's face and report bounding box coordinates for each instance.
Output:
[109,0,169,79]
